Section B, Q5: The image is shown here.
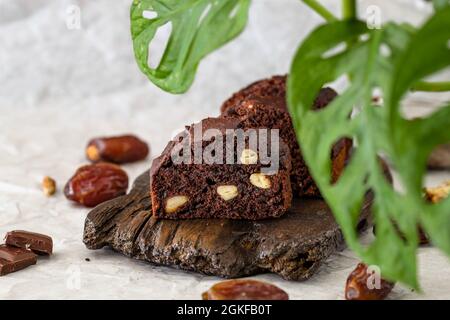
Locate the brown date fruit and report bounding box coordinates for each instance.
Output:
[86,134,149,164]
[64,163,128,207]
[202,279,289,300]
[345,263,395,300]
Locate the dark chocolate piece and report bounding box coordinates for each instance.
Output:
[220,75,352,197]
[0,258,17,276]
[150,117,292,220]
[5,230,53,255]
[83,170,375,281]
[0,245,37,276]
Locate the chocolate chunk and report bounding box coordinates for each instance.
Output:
[0,245,37,276]
[0,258,17,276]
[5,230,53,255]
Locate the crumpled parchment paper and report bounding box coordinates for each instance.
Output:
[0,0,449,299]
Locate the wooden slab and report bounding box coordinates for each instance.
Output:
[83,171,373,281]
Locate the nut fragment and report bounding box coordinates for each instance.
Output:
[42,176,56,196]
[202,279,289,300]
[419,181,450,245]
[86,145,101,162]
[240,149,258,165]
[217,185,238,201]
[249,173,271,189]
[64,163,128,207]
[424,180,450,203]
[165,195,189,213]
[345,263,395,300]
[86,134,149,164]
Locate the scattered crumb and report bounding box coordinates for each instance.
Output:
[424,180,450,203]
[42,176,56,196]
[85,258,91,262]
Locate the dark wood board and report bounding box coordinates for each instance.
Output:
[83,170,373,281]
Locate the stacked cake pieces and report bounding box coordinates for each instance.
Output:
[151,117,292,219]
[150,75,351,219]
[220,75,352,197]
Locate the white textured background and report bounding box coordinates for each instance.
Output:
[0,0,449,299]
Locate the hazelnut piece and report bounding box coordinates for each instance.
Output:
[42,176,56,196]
[424,180,450,203]
[165,195,189,213]
[250,173,271,189]
[217,185,238,201]
[240,149,258,165]
[86,145,101,162]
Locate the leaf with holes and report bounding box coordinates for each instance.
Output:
[287,8,450,289]
[432,0,450,10]
[131,0,251,93]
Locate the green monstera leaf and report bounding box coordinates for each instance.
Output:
[131,0,251,93]
[287,8,450,288]
[130,0,450,289]
[432,0,450,10]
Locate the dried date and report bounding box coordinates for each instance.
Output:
[345,263,395,300]
[202,279,289,300]
[64,163,128,207]
[86,134,149,164]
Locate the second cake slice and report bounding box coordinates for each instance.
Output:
[150,117,292,219]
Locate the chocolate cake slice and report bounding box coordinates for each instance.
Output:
[150,117,292,219]
[221,75,287,114]
[221,75,351,197]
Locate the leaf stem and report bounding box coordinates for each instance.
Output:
[411,81,450,92]
[342,0,357,20]
[302,0,338,22]
[342,0,357,81]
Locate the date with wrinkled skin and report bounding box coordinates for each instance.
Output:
[64,163,128,207]
[345,263,395,300]
[202,279,289,300]
[86,134,149,164]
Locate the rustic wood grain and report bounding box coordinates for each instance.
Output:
[83,170,373,281]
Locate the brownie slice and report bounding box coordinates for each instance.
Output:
[220,75,287,114]
[150,117,292,219]
[221,75,351,197]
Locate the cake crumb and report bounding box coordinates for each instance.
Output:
[424,180,450,203]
